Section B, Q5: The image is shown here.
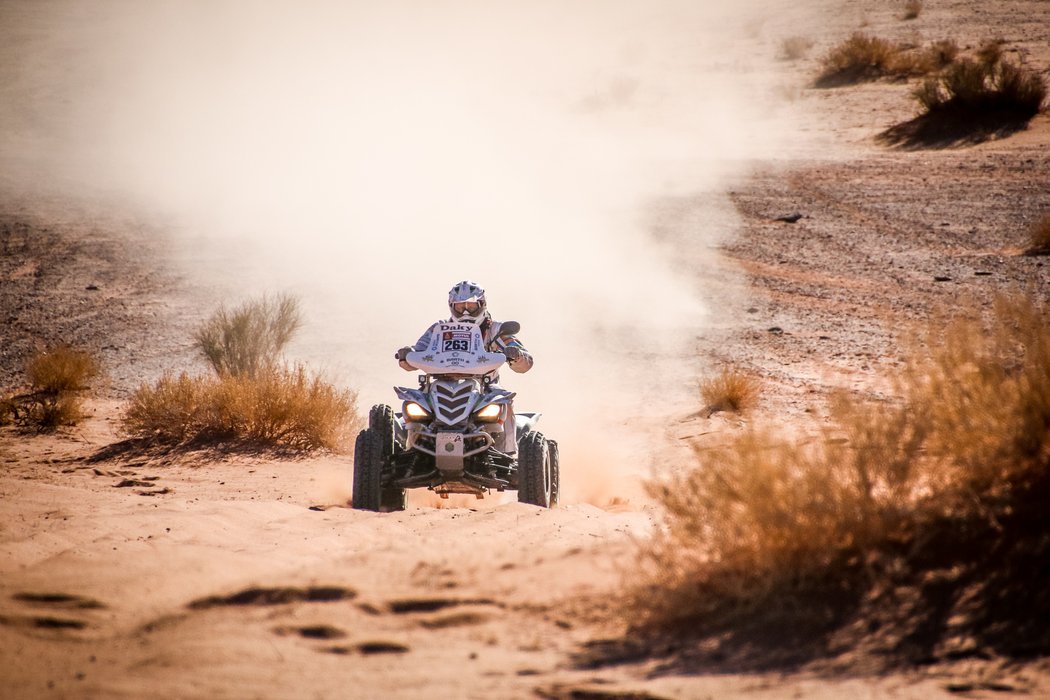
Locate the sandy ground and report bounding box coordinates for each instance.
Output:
[3,1,1050,698]
[5,422,1033,700]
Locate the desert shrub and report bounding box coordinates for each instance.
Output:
[0,397,12,425]
[633,293,1050,654]
[919,39,959,71]
[914,55,1046,117]
[195,294,302,378]
[778,36,814,61]
[124,365,360,451]
[816,33,954,86]
[13,346,100,428]
[816,33,899,86]
[902,0,923,20]
[882,40,958,77]
[899,296,1050,501]
[130,292,362,452]
[950,58,1004,102]
[27,345,98,393]
[32,393,84,429]
[700,367,760,414]
[1025,213,1050,255]
[636,402,922,631]
[976,39,1004,68]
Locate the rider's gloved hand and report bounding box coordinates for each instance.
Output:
[503,346,521,361]
[395,346,412,361]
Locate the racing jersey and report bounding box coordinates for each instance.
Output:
[402,318,533,380]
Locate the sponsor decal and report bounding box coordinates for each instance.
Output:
[442,329,471,352]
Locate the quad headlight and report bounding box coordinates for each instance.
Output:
[474,403,503,422]
[403,401,431,422]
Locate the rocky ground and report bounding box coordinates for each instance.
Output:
[0,200,203,398]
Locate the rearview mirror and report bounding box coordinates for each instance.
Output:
[499,320,520,336]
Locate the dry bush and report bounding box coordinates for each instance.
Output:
[886,40,958,77]
[913,55,1046,117]
[816,33,953,86]
[636,403,923,631]
[902,0,923,20]
[195,294,302,378]
[976,39,1004,68]
[27,345,98,393]
[816,33,900,86]
[898,296,1050,503]
[633,293,1050,654]
[31,393,84,429]
[130,292,361,452]
[700,368,760,414]
[124,366,360,451]
[778,36,814,61]
[12,346,100,428]
[1025,213,1050,255]
[928,39,959,67]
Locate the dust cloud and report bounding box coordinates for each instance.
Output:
[0,0,810,504]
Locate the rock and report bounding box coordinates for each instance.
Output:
[773,212,803,223]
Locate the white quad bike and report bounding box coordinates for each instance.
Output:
[352,320,559,511]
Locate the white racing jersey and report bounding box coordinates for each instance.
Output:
[401,318,533,381]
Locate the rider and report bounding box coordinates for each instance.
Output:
[395,280,533,451]
[396,281,533,376]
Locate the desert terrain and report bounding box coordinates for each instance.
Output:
[3,0,1050,698]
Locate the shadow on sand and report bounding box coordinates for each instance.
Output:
[87,435,315,465]
[877,107,1039,149]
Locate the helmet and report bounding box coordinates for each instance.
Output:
[448,280,488,323]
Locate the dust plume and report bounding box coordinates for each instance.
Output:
[0,0,810,503]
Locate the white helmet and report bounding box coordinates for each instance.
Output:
[448,280,488,323]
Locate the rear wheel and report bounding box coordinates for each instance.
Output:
[547,439,561,507]
[352,428,383,511]
[517,431,552,508]
[368,404,405,512]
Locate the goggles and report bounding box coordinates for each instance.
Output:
[452,301,481,316]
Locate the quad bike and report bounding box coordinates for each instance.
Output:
[352,320,559,511]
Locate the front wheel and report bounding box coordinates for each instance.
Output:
[369,404,396,456]
[517,431,552,508]
[367,404,405,511]
[352,428,383,511]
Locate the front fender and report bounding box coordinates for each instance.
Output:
[515,411,542,434]
[394,386,432,411]
[478,388,516,406]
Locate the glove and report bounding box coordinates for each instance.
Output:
[395,346,412,361]
[503,346,521,361]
